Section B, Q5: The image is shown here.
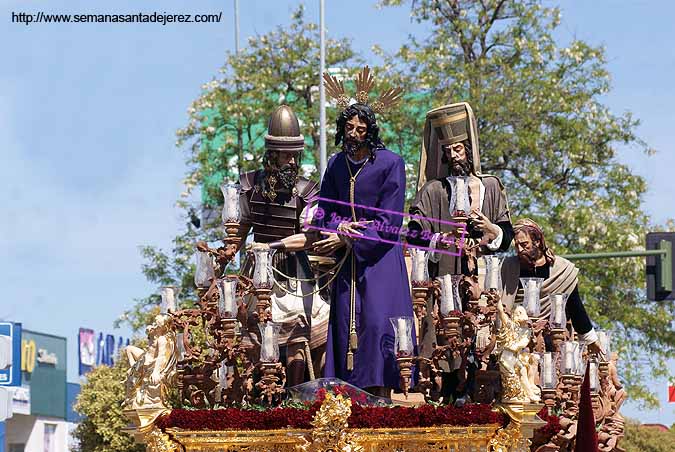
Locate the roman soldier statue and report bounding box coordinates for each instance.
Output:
[233,105,330,386]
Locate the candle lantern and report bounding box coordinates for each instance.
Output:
[410,248,429,284]
[597,330,611,360]
[390,316,415,396]
[438,274,462,316]
[220,183,241,224]
[539,352,557,389]
[549,293,569,329]
[483,255,503,291]
[449,176,471,216]
[520,277,544,317]
[175,332,186,361]
[258,322,281,363]
[252,248,272,289]
[216,277,238,318]
[573,342,587,376]
[160,286,178,314]
[389,317,414,357]
[588,359,600,393]
[560,341,579,375]
[195,250,215,288]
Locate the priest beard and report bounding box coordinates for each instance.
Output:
[275,163,299,190]
[449,158,471,176]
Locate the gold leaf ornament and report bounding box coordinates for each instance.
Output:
[322,72,350,109]
[322,66,403,114]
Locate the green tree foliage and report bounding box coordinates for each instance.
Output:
[622,420,675,452]
[175,5,358,207]
[377,0,673,406]
[73,359,144,452]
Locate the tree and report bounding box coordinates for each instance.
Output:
[622,420,675,452]
[176,5,358,207]
[73,358,145,452]
[376,0,673,406]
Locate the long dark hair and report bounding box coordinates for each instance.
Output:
[335,103,384,158]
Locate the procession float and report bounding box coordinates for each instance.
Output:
[122,67,625,452]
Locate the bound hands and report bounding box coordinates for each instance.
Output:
[313,220,371,255]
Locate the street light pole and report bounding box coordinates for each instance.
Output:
[234,0,240,54]
[319,0,327,179]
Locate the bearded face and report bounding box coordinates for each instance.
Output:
[450,158,471,176]
[443,141,472,176]
[514,231,544,268]
[342,115,368,157]
[264,150,299,190]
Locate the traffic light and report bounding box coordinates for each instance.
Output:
[646,232,674,301]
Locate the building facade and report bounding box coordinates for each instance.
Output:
[2,328,79,452]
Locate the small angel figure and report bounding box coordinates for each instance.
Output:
[496,299,541,403]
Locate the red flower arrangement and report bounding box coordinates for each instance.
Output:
[156,403,505,431]
[532,406,562,447]
[315,385,369,406]
[156,407,315,431]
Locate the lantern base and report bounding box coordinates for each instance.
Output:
[254,288,273,322]
[397,356,414,397]
[440,316,462,339]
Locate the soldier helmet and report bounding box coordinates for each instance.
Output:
[264,105,305,153]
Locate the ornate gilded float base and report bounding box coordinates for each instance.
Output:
[164,425,502,452]
[489,423,530,452]
[133,394,531,452]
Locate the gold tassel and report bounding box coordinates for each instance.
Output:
[347,350,354,371]
[349,331,358,350]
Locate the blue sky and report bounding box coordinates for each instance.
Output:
[1,0,673,424]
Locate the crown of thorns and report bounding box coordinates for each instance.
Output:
[322,66,403,113]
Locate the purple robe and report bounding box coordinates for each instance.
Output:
[316,149,414,389]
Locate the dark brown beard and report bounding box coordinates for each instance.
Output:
[518,247,542,268]
[343,138,365,157]
[276,164,298,190]
[450,159,471,176]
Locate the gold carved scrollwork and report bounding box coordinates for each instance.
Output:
[297,393,363,452]
[489,424,530,452]
[146,427,182,452]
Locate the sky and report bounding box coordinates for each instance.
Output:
[1,0,674,424]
